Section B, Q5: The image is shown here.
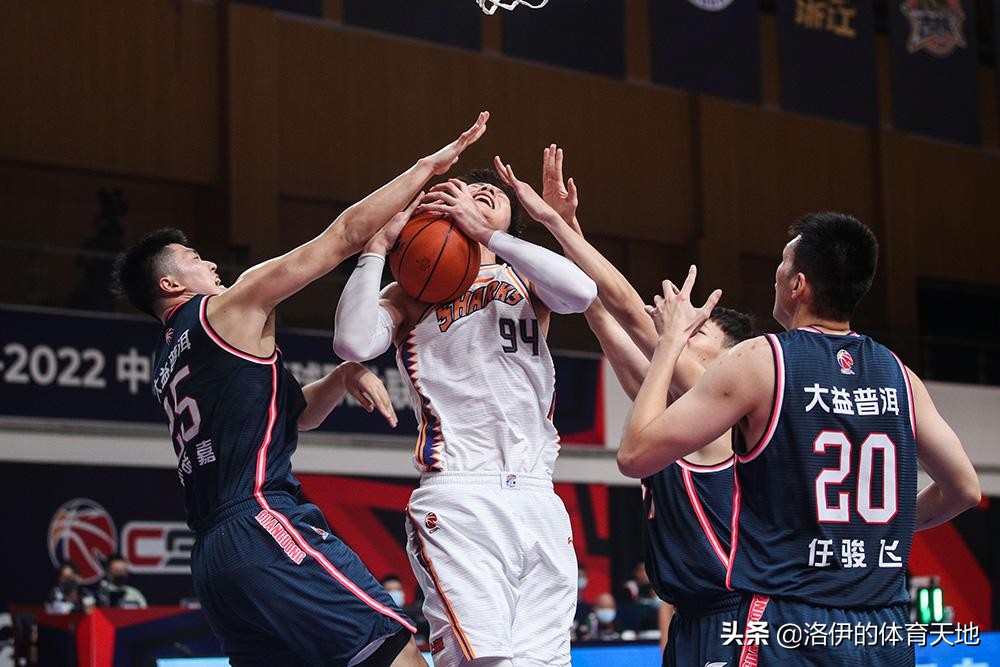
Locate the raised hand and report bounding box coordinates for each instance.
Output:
[420,111,489,176]
[365,192,424,255]
[415,179,494,246]
[541,144,579,229]
[493,156,563,229]
[341,362,398,428]
[647,266,722,345]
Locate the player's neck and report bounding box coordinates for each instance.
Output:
[480,246,497,265]
[155,295,193,324]
[791,315,852,335]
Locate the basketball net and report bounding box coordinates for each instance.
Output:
[476,0,548,15]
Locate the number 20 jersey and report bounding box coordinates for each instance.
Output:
[729,328,917,608]
[396,263,559,476]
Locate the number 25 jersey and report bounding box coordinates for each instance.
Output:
[396,263,559,476]
[729,328,917,608]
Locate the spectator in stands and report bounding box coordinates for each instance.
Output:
[45,561,94,614]
[579,592,627,641]
[96,554,147,609]
[620,560,649,603]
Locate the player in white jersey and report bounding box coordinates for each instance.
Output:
[333,156,597,667]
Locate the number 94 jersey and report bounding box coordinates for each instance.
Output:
[396,264,559,476]
[729,328,917,608]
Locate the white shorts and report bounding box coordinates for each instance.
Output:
[405,472,577,667]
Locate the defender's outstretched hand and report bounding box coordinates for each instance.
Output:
[420,111,489,176]
[647,266,722,346]
[493,156,562,227]
[416,179,494,246]
[541,144,579,230]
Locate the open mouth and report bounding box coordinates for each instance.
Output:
[474,192,496,210]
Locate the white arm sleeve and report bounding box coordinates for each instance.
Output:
[488,231,597,314]
[332,253,395,361]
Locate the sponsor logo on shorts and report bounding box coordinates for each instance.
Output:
[705,662,728,667]
[837,349,855,375]
[306,523,329,540]
[255,510,307,565]
[425,512,440,534]
[431,637,445,654]
[504,473,518,489]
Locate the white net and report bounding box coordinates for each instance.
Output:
[476,0,548,15]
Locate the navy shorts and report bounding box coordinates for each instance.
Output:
[733,594,914,666]
[192,494,414,666]
[663,594,742,667]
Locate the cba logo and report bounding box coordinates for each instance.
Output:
[48,498,117,584]
[836,349,855,375]
[425,512,440,534]
[48,498,193,582]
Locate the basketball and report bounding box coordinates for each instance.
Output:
[389,212,481,304]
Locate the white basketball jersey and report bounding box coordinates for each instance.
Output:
[396,263,560,476]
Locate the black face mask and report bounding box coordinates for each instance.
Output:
[110,574,128,587]
[60,579,79,595]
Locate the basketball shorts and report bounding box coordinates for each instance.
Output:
[405,472,577,667]
[192,493,414,667]
[733,594,914,666]
[663,593,742,667]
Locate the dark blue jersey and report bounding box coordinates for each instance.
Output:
[643,458,733,606]
[151,295,305,529]
[728,328,917,608]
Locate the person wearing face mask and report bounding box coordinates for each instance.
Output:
[96,554,147,609]
[45,561,95,614]
[587,593,623,641]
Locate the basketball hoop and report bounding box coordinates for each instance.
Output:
[476,0,548,15]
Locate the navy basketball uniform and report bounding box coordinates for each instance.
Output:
[152,295,413,666]
[729,328,917,666]
[644,458,740,667]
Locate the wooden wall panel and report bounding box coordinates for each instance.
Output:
[0,0,221,184]
[275,16,695,244]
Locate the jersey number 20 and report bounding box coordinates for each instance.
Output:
[814,431,897,524]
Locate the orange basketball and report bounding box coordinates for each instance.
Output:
[389,212,481,304]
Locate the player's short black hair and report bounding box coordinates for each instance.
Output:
[457,168,525,239]
[710,307,756,348]
[111,228,189,317]
[105,553,127,567]
[788,212,878,321]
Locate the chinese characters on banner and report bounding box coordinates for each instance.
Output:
[776,0,878,126]
[889,0,980,145]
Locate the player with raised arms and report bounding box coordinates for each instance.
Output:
[619,213,981,665]
[333,150,597,666]
[112,112,493,667]
[497,145,753,667]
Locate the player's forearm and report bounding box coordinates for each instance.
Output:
[332,255,394,361]
[585,302,648,401]
[618,337,685,477]
[544,218,657,356]
[488,231,597,314]
[915,480,981,531]
[298,366,350,431]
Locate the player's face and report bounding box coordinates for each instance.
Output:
[166,244,224,295]
[685,320,728,366]
[468,182,512,233]
[772,237,799,329]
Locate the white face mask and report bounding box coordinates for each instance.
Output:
[578,577,588,591]
[595,608,616,625]
[388,590,406,608]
